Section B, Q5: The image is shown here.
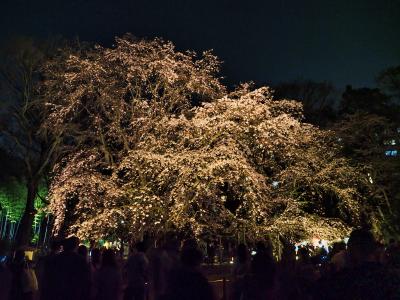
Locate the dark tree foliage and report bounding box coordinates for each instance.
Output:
[339,85,400,121]
[377,65,400,100]
[0,36,64,247]
[273,79,336,127]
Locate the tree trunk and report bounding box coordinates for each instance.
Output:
[15,178,38,248]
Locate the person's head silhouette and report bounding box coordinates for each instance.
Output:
[102,249,117,268]
[347,229,376,265]
[63,236,80,253]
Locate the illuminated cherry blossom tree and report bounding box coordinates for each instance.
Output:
[42,36,370,243]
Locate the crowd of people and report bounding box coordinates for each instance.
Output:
[231,230,400,299]
[1,229,400,300]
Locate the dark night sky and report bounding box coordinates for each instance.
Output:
[1,0,399,88]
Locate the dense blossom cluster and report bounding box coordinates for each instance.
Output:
[43,36,368,243]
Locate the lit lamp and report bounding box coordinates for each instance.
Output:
[24,250,34,261]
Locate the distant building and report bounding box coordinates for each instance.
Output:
[384,127,400,157]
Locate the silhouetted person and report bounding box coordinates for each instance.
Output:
[124,242,149,300]
[163,234,180,267]
[78,245,89,263]
[240,242,276,300]
[279,238,296,268]
[148,234,181,299]
[93,249,123,300]
[0,240,12,300]
[386,238,400,268]
[38,240,61,300]
[147,242,172,300]
[275,240,299,300]
[160,244,215,300]
[90,248,102,273]
[233,244,250,279]
[315,229,400,299]
[0,259,12,300]
[294,246,318,299]
[45,236,91,300]
[9,250,38,300]
[330,244,347,273]
[230,244,250,300]
[206,242,216,264]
